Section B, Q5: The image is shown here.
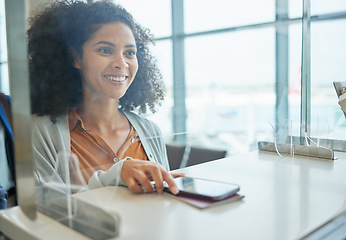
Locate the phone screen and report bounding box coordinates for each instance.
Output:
[167,177,240,201]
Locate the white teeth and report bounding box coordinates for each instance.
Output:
[106,76,126,82]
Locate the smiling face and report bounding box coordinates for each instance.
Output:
[73,22,138,103]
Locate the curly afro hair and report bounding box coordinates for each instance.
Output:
[28,0,165,122]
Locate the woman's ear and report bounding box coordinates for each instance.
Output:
[70,48,81,69]
[73,59,81,69]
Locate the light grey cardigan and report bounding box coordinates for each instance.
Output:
[32,111,169,192]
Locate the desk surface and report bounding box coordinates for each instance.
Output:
[1,151,346,240]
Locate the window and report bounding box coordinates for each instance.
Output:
[114,0,172,38]
[2,0,346,155]
[184,28,275,154]
[311,19,346,141]
[184,0,275,33]
[117,0,346,154]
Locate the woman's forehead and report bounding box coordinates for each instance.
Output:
[88,22,135,43]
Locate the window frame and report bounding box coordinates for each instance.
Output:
[153,0,346,149]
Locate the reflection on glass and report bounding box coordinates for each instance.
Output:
[35,152,120,238]
[288,23,303,134]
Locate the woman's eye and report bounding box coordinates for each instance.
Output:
[98,48,112,54]
[125,50,137,57]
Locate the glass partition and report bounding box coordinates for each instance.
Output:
[0,0,9,94]
[310,19,346,141]
[1,0,346,238]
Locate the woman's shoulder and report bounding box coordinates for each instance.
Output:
[123,111,152,123]
[122,111,160,130]
[32,114,69,132]
[33,114,67,124]
[32,113,70,148]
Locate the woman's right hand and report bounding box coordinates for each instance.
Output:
[121,159,180,195]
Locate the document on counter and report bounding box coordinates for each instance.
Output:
[164,192,244,209]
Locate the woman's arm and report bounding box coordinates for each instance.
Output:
[32,115,127,193]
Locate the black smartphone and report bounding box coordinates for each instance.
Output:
[163,177,240,201]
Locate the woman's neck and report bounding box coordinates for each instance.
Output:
[76,98,128,135]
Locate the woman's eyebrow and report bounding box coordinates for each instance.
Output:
[93,41,115,47]
[125,44,137,49]
[93,41,136,49]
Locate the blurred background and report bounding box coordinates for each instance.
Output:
[1,0,346,158]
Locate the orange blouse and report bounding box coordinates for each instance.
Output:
[68,109,148,183]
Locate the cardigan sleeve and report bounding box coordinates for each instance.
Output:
[32,111,170,194]
[32,114,127,193]
[123,111,170,171]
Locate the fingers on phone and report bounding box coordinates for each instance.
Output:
[127,178,144,193]
[125,161,179,194]
[171,172,185,178]
[163,171,179,195]
[137,171,155,193]
[148,166,164,193]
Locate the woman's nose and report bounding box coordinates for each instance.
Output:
[112,54,128,69]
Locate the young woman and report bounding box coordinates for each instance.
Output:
[29,0,180,194]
